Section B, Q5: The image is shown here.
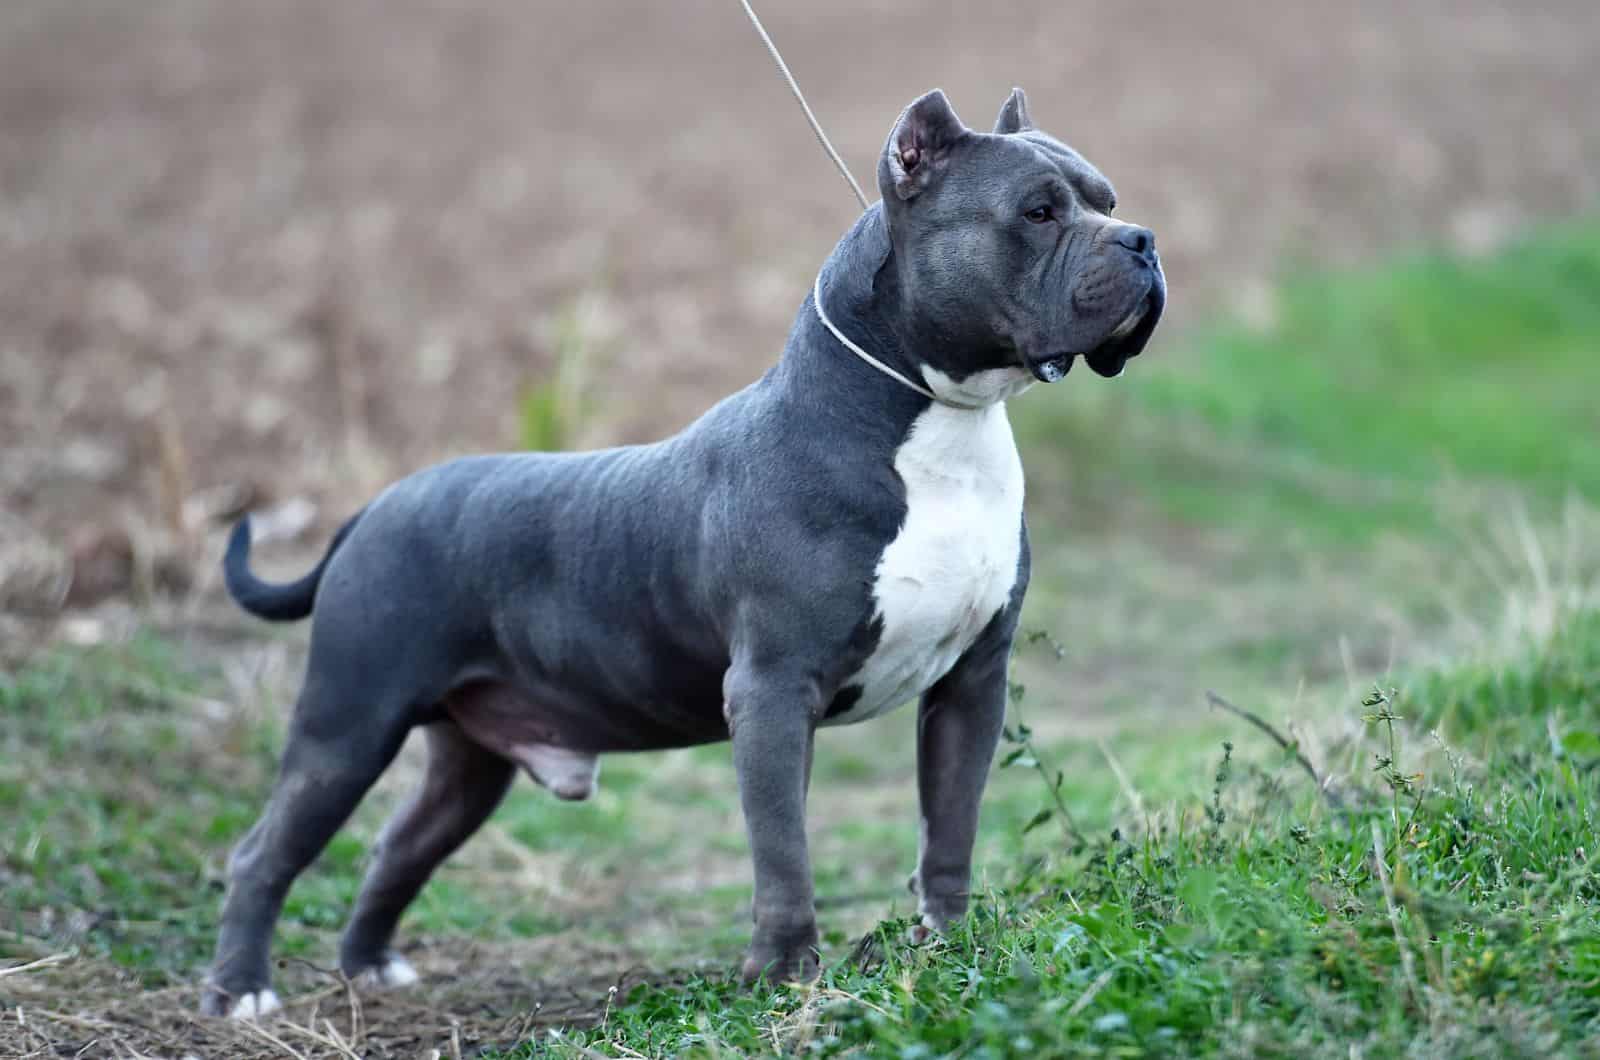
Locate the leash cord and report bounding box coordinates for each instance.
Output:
[737,0,871,211]
[740,1,972,407]
[813,273,983,410]
[812,274,938,403]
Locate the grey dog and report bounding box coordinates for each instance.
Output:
[202,87,1164,1018]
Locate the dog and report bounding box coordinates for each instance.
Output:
[201,87,1164,1018]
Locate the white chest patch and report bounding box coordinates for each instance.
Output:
[824,397,1025,726]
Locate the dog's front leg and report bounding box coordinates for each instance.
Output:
[911,633,1012,936]
[725,666,820,984]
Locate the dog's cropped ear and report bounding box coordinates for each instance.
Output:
[879,89,968,201]
[993,87,1032,135]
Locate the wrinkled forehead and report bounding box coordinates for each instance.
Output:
[945,131,1117,212]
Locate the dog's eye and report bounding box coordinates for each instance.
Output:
[1024,205,1055,224]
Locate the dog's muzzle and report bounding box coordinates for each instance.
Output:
[1027,261,1167,382]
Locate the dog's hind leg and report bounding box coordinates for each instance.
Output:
[338,722,515,986]
[201,676,416,1018]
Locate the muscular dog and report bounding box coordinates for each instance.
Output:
[202,87,1164,1018]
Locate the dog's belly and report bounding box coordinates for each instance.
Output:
[444,681,603,799]
[824,401,1024,726]
[442,665,728,792]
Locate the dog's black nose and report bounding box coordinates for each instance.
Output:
[1114,225,1156,258]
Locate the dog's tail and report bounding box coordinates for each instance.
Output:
[223,510,364,622]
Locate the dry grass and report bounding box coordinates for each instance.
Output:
[1,941,664,1059]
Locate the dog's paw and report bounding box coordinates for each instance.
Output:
[230,989,283,1019]
[199,981,281,1019]
[740,948,819,986]
[356,953,420,990]
[906,908,963,945]
[740,923,820,986]
[200,988,281,1020]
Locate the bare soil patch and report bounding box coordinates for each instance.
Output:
[3,940,671,1058]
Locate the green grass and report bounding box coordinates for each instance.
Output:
[1009,220,1600,718]
[1015,220,1600,544]
[0,636,253,979]
[4,612,1597,1055]
[515,611,1600,1058]
[1152,230,1600,492]
[0,636,567,982]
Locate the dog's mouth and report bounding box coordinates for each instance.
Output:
[1027,351,1077,383]
[1026,275,1167,383]
[1108,301,1148,341]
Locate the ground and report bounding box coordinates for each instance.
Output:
[2,1,1599,1057]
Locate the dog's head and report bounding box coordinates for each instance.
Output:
[877,88,1165,392]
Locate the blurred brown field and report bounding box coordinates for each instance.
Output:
[3,0,1597,556]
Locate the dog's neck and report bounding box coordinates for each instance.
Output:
[813,271,966,407]
[798,207,1032,414]
[808,208,928,393]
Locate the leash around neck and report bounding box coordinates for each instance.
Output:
[738,2,983,412]
[812,273,983,411]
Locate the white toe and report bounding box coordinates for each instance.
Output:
[228,989,282,1020]
[362,955,420,989]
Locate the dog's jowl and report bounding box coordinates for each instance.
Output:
[201,87,1164,1018]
